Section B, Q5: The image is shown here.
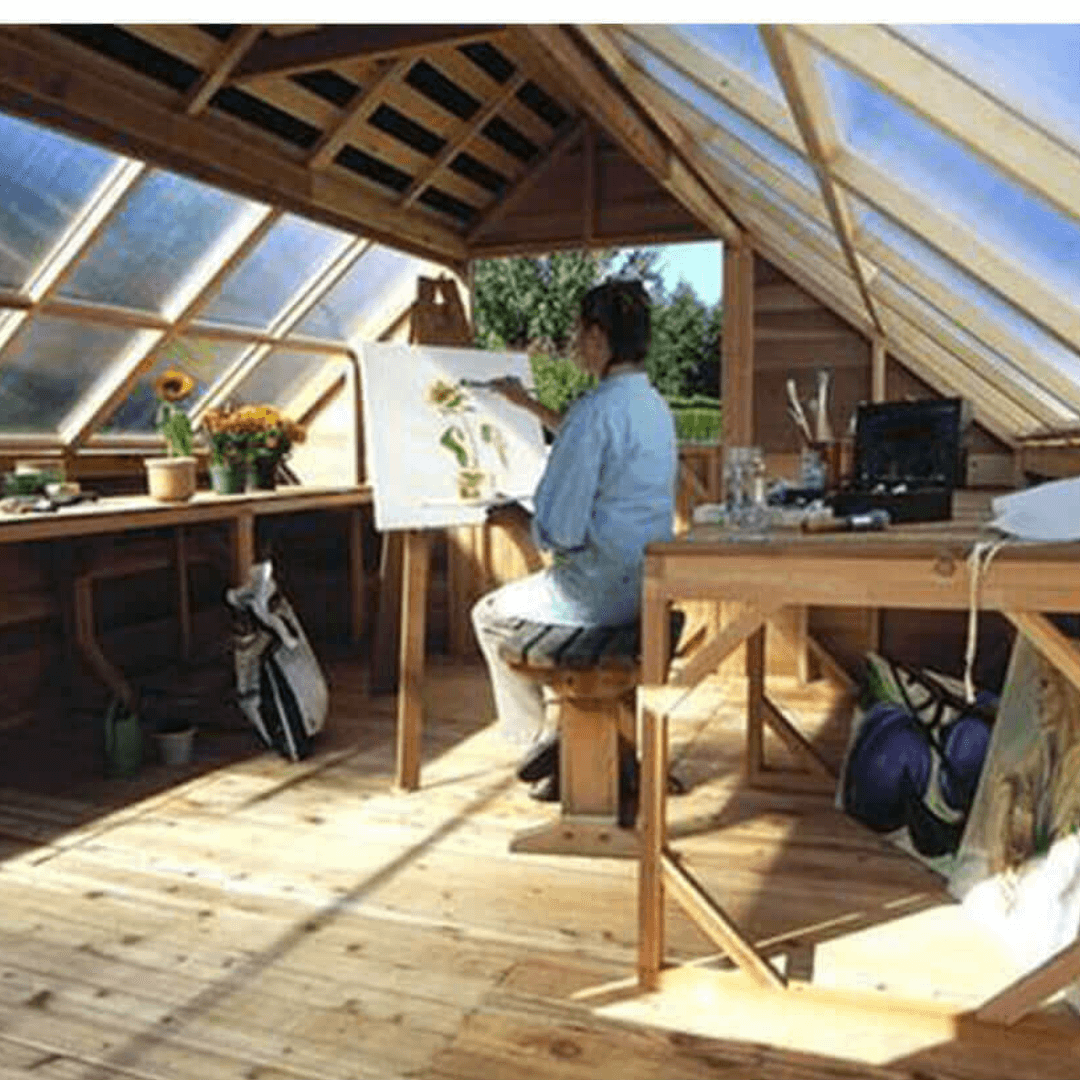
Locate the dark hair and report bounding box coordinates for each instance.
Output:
[579,279,651,367]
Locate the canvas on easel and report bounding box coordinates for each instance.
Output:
[360,341,547,532]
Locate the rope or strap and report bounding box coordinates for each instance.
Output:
[964,538,1010,703]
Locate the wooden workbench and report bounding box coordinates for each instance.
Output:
[0,486,372,709]
[635,508,1080,1031]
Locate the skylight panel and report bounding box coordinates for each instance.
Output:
[0,317,149,433]
[103,338,250,434]
[673,25,785,99]
[294,245,429,343]
[895,24,1080,152]
[230,349,338,411]
[855,200,1080,398]
[618,34,816,191]
[197,215,353,331]
[0,114,121,291]
[56,171,253,315]
[815,51,1080,308]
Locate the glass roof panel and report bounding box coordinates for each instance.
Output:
[852,197,1080,401]
[895,24,1080,151]
[881,270,1075,424]
[816,51,1080,306]
[618,34,815,188]
[197,214,353,331]
[230,349,334,412]
[57,171,254,315]
[104,338,250,435]
[0,113,121,292]
[0,316,149,433]
[294,245,428,342]
[674,25,785,99]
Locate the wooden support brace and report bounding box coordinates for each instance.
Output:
[395,529,431,792]
[669,603,779,688]
[807,633,858,692]
[660,849,785,989]
[1005,610,1080,697]
[761,695,836,779]
[976,937,1080,1026]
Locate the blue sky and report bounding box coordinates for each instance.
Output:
[652,240,723,306]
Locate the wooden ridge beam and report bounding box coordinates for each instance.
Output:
[760,26,882,334]
[0,29,469,266]
[794,24,1080,227]
[522,25,739,243]
[233,24,504,81]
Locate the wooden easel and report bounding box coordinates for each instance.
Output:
[372,276,474,791]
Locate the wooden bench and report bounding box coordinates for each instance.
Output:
[498,613,683,858]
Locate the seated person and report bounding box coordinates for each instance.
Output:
[471,279,677,791]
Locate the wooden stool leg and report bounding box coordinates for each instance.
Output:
[560,697,618,817]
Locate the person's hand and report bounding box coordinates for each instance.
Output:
[486,376,533,410]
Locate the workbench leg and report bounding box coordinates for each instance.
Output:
[176,526,191,662]
[371,531,404,695]
[233,512,255,587]
[746,626,766,784]
[73,575,137,712]
[396,529,431,792]
[348,507,366,646]
[638,582,671,990]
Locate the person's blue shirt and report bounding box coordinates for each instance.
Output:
[529,370,676,626]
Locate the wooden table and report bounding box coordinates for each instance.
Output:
[0,486,372,709]
[636,517,1080,1029]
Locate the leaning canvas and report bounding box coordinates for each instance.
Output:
[360,343,548,531]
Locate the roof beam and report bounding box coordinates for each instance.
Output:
[521,25,739,243]
[830,149,1080,355]
[308,58,410,171]
[793,24,1080,227]
[760,26,882,334]
[185,25,264,115]
[622,26,803,153]
[401,69,531,210]
[0,29,469,266]
[232,25,504,82]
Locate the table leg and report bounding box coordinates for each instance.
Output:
[348,507,366,646]
[233,512,255,587]
[175,525,191,661]
[396,529,430,792]
[638,579,671,990]
[746,625,765,784]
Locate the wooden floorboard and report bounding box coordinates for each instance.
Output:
[0,653,1072,1078]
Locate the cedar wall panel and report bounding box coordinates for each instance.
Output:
[750,255,1015,685]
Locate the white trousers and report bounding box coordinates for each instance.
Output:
[471,572,564,748]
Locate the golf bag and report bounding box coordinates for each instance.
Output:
[226,560,328,761]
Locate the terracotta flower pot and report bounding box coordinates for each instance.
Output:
[145,456,197,502]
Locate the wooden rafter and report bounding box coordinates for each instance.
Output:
[308,58,411,172]
[466,117,584,242]
[522,25,739,243]
[582,120,597,242]
[620,25,803,151]
[629,49,1080,422]
[760,26,882,334]
[231,25,504,82]
[831,149,1080,355]
[62,207,283,448]
[185,25,264,116]
[0,30,469,265]
[401,69,531,210]
[793,24,1080,227]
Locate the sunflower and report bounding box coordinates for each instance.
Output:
[155,369,195,403]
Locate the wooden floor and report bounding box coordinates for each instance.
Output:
[0,652,1075,1080]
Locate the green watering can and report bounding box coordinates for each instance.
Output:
[103,697,142,779]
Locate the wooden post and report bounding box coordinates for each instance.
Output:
[233,511,255,587]
[348,506,366,646]
[371,531,404,695]
[395,529,431,792]
[746,626,766,783]
[638,569,670,990]
[175,525,191,661]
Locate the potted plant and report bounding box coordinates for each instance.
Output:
[145,369,197,502]
[238,405,306,492]
[201,406,248,495]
